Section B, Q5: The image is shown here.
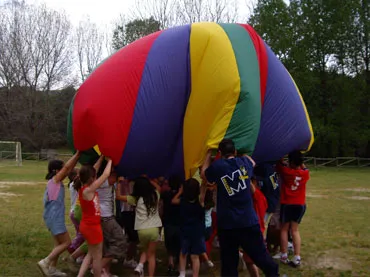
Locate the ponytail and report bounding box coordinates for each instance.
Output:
[73,176,83,191]
[45,160,64,180]
[45,171,55,180]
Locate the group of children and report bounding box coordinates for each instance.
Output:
[38,138,309,277]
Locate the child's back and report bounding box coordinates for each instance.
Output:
[133,191,162,230]
[162,190,181,227]
[277,162,309,205]
[180,198,205,239]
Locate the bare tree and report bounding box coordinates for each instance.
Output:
[76,17,105,82]
[129,0,176,28]
[128,0,240,28]
[0,1,75,150]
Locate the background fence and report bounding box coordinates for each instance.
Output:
[1,151,370,167]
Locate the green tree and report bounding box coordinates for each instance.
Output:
[248,0,370,157]
[112,17,160,51]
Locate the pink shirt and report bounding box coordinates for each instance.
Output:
[47,178,62,201]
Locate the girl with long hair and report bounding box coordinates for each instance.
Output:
[116,176,162,277]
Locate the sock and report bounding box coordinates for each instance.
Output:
[138,263,144,269]
[179,270,186,277]
[294,255,301,260]
[281,252,288,259]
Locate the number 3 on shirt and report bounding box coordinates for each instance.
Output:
[291,176,302,191]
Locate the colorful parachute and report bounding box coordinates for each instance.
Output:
[67,22,314,179]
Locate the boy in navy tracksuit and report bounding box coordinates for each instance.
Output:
[202,139,279,277]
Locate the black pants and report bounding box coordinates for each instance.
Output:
[218,225,279,277]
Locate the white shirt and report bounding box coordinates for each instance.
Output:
[69,182,78,212]
[97,180,114,218]
[128,190,162,230]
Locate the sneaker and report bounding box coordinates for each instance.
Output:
[290,256,301,267]
[206,260,214,268]
[123,258,138,268]
[272,252,281,259]
[134,264,144,277]
[48,267,67,277]
[280,254,290,265]
[37,259,50,276]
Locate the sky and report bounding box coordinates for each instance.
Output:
[24,0,255,28]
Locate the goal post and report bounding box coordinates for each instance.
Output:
[0,141,22,166]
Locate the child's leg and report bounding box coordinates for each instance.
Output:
[290,222,301,256]
[90,242,103,277]
[280,222,290,255]
[101,257,112,274]
[168,254,174,267]
[139,251,147,265]
[190,255,200,277]
[200,252,208,262]
[179,253,187,277]
[246,263,260,277]
[146,241,157,277]
[48,232,71,265]
[71,244,85,260]
[77,252,92,277]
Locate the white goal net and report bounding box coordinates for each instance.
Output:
[0,141,22,166]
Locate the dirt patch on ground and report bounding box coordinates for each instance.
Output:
[344,188,370,193]
[0,181,42,186]
[0,192,21,198]
[306,193,327,198]
[307,250,352,270]
[347,196,370,201]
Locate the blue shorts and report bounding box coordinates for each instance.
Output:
[181,236,206,255]
[45,217,67,236]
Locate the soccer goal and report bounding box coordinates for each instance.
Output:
[0,141,22,166]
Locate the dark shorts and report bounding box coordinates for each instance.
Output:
[164,225,181,256]
[280,204,306,224]
[101,217,126,258]
[181,236,206,255]
[120,211,139,243]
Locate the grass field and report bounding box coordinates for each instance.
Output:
[0,161,370,277]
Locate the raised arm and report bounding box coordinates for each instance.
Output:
[87,159,112,193]
[242,153,256,168]
[54,151,81,183]
[115,182,129,202]
[150,178,162,193]
[201,149,213,181]
[93,155,105,172]
[171,185,183,205]
[199,180,208,207]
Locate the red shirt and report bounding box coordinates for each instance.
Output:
[276,163,309,205]
[252,188,268,234]
[79,185,101,225]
